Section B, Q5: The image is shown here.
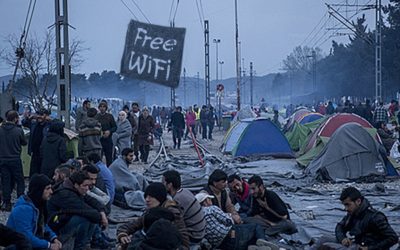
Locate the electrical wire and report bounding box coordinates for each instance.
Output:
[172,0,180,25]
[131,0,151,24]
[195,0,204,30]
[120,0,139,20]
[169,0,175,24]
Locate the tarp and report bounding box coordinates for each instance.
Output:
[231,105,257,124]
[221,118,294,158]
[306,123,398,182]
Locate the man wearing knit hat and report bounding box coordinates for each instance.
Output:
[95,100,117,166]
[7,174,62,250]
[117,182,190,249]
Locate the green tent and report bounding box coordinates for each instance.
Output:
[285,118,326,152]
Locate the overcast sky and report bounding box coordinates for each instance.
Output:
[0,0,388,79]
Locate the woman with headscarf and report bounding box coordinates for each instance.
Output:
[137,106,155,164]
[40,120,67,178]
[112,110,132,155]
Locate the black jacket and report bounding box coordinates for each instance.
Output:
[171,111,185,130]
[40,132,67,178]
[335,198,398,250]
[0,122,27,159]
[47,178,103,228]
[0,223,32,249]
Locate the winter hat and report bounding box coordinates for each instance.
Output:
[28,174,52,207]
[195,193,214,203]
[140,218,182,249]
[144,182,167,204]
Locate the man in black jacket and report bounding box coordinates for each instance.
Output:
[0,223,31,249]
[247,175,297,236]
[170,106,185,149]
[335,187,398,250]
[311,187,398,250]
[0,110,27,211]
[47,171,108,250]
[95,100,117,166]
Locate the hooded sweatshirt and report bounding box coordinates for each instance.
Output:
[78,117,102,153]
[0,122,27,159]
[40,132,67,178]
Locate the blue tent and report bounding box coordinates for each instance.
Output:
[221,118,294,158]
[299,113,324,125]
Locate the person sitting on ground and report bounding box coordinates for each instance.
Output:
[162,170,205,245]
[0,223,32,249]
[47,171,108,250]
[311,186,398,250]
[201,169,242,224]
[128,207,183,250]
[81,164,114,249]
[247,175,297,237]
[52,164,72,190]
[376,121,396,153]
[195,193,271,250]
[228,174,253,218]
[109,148,146,208]
[117,182,190,249]
[87,152,115,204]
[7,174,62,250]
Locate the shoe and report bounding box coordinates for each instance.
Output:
[248,245,271,250]
[173,144,176,149]
[90,238,114,249]
[1,202,12,212]
[256,239,280,250]
[101,232,116,243]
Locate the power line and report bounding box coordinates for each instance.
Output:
[120,0,139,20]
[130,0,151,24]
[195,0,204,29]
[169,0,175,24]
[300,12,329,47]
[172,0,180,24]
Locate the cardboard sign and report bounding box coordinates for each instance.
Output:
[120,20,186,88]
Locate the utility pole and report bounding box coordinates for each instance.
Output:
[55,0,71,128]
[234,0,241,110]
[312,50,317,99]
[183,68,186,107]
[219,61,224,80]
[375,0,382,102]
[250,62,253,107]
[170,22,176,108]
[204,20,210,106]
[213,39,221,82]
[196,72,200,105]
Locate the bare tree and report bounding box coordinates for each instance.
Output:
[2,31,85,111]
[282,46,323,72]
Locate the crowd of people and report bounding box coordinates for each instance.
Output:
[0,98,399,249]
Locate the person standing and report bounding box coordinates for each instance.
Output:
[75,100,91,131]
[373,102,389,126]
[95,100,117,166]
[22,108,51,177]
[137,107,155,163]
[128,102,140,161]
[112,110,132,155]
[207,106,215,140]
[0,110,27,211]
[40,121,67,179]
[200,105,208,140]
[184,106,196,140]
[7,174,62,250]
[78,107,102,157]
[171,106,185,149]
